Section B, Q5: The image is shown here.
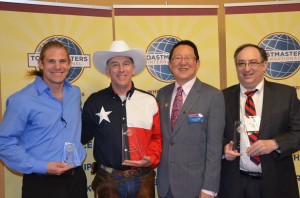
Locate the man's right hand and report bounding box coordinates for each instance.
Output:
[46,162,74,175]
[224,141,241,161]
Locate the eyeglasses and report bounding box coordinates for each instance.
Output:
[171,55,197,64]
[236,61,264,69]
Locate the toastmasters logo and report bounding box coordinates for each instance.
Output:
[146,35,181,83]
[259,32,300,80]
[28,35,90,83]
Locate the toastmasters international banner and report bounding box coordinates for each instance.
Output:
[113,5,220,96]
[224,1,300,190]
[0,1,112,197]
[224,1,300,91]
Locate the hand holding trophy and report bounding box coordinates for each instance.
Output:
[122,123,148,167]
[233,121,247,150]
[62,142,80,166]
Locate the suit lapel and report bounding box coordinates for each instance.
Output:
[259,80,276,136]
[162,84,175,137]
[228,85,240,124]
[171,79,201,137]
[226,85,241,151]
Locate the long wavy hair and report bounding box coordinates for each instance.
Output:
[27,40,71,77]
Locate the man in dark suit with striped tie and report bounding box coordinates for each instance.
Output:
[219,43,300,198]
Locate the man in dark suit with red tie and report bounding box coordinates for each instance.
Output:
[219,43,300,198]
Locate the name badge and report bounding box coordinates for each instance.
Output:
[244,116,261,132]
[188,113,204,123]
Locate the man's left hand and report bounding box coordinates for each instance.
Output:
[122,156,152,167]
[199,191,215,198]
[247,139,278,156]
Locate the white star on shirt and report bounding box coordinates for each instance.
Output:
[95,106,112,124]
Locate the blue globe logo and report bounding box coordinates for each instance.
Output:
[259,33,300,79]
[146,36,181,82]
[37,36,86,83]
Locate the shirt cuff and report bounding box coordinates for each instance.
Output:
[32,160,48,174]
[201,189,217,196]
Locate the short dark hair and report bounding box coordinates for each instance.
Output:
[234,43,268,63]
[168,40,200,61]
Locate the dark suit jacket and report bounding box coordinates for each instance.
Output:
[219,80,300,198]
[156,78,225,198]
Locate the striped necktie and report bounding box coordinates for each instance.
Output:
[245,89,261,165]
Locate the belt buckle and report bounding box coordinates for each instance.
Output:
[240,170,262,178]
[100,165,113,174]
[64,168,75,176]
[249,173,261,177]
[122,170,138,178]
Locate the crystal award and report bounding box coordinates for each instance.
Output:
[233,121,246,150]
[122,124,145,162]
[63,142,77,166]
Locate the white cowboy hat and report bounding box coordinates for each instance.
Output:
[93,40,146,75]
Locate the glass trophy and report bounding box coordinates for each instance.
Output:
[63,142,77,166]
[122,124,145,162]
[233,121,246,150]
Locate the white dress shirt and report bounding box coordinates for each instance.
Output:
[169,77,196,117]
[239,79,264,173]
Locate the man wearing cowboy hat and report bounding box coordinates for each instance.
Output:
[81,40,162,198]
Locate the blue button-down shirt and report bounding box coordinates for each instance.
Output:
[0,76,86,174]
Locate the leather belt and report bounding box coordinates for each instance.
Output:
[62,166,81,176]
[240,170,262,179]
[100,164,150,179]
[114,169,140,178]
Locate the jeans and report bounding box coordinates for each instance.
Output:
[92,168,155,198]
[113,174,141,198]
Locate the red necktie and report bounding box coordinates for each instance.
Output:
[245,89,260,165]
[171,86,183,131]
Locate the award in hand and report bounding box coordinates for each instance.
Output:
[63,142,79,166]
[233,121,246,150]
[122,124,145,162]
